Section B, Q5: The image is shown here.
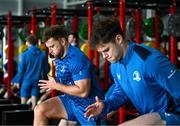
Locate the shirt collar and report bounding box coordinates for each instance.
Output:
[120,42,135,64]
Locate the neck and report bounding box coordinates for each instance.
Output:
[122,42,129,58]
[61,44,69,59]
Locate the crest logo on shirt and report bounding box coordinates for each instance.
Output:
[60,65,66,73]
[133,70,141,82]
[79,71,82,75]
[116,73,121,80]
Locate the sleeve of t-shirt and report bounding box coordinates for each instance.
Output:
[70,55,91,81]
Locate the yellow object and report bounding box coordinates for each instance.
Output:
[144,41,154,48]
[144,41,164,53]
[18,44,28,55]
[80,42,88,56]
[4,45,18,57]
[39,43,47,51]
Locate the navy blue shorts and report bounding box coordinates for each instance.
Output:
[159,112,180,125]
[58,95,99,125]
[21,81,40,98]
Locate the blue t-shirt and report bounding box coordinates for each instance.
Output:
[103,42,180,115]
[55,45,104,107]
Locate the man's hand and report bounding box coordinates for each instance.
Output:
[38,75,57,92]
[85,96,104,121]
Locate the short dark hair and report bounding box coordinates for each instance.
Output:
[69,32,79,43]
[90,19,124,48]
[42,25,69,43]
[26,34,37,45]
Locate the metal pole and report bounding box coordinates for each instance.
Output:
[94,7,100,76]
[31,8,36,36]
[72,16,78,32]
[51,3,57,25]
[119,0,126,32]
[135,9,141,44]
[87,0,93,61]
[7,11,13,98]
[170,0,177,65]
[51,3,57,97]
[45,16,50,27]
[119,0,126,124]
[154,11,160,49]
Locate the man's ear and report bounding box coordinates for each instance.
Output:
[115,34,123,45]
[59,38,67,45]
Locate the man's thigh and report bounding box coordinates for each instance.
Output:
[120,112,166,126]
[39,96,68,119]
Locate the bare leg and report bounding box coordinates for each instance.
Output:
[21,97,27,104]
[120,112,166,126]
[33,97,68,126]
[31,96,37,110]
[37,91,51,104]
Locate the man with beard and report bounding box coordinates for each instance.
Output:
[33,25,104,126]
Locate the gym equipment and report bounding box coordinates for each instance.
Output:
[79,23,88,41]
[4,44,18,57]
[80,42,88,56]
[93,13,106,23]
[0,99,11,104]
[37,25,45,42]
[0,104,29,124]
[49,119,60,125]
[169,0,177,65]
[163,13,180,37]
[65,19,73,32]
[0,12,63,99]
[18,23,30,42]
[126,17,136,40]
[6,26,19,42]
[135,9,142,44]
[0,27,4,40]
[143,17,164,38]
[2,109,33,125]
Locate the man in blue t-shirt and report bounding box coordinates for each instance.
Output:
[33,25,104,126]
[68,32,79,47]
[85,19,180,125]
[11,35,50,109]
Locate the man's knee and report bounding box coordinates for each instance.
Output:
[58,119,78,126]
[120,112,166,126]
[34,103,45,116]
